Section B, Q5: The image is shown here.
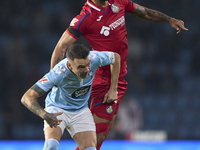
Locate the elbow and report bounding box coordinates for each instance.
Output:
[21,94,26,105]
[21,91,30,106]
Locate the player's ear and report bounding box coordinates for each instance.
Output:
[67,62,72,70]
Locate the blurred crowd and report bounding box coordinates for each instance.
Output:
[0,0,199,140]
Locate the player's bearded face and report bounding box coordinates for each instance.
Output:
[77,71,88,79]
[72,57,91,79]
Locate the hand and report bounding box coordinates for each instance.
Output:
[103,90,118,104]
[44,111,63,128]
[169,18,188,34]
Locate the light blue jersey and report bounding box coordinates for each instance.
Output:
[36,51,115,112]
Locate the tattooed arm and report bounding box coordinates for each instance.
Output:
[131,3,188,34]
[51,31,76,70]
[21,84,62,128]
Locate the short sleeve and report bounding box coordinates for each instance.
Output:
[36,65,65,92]
[91,51,115,67]
[122,0,136,13]
[67,12,91,39]
[36,73,55,92]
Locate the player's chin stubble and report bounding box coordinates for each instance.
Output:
[79,72,88,79]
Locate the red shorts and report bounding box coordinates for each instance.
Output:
[90,74,127,120]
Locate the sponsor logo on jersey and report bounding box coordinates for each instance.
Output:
[106,106,113,114]
[70,18,79,26]
[40,76,49,84]
[111,4,119,13]
[72,85,91,98]
[100,26,110,36]
[100,16,125,36]
[109,16,125,30]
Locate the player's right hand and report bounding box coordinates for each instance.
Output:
[103,90,118,104]
[44,111,63,128]
[169,18,188,34]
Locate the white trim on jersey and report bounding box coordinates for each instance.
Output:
[87,0,101,11]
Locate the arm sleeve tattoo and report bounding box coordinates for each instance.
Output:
[132,3,172,22]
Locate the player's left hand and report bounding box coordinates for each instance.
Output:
[103,90,118,103]
[44,111,63,128]
[169,18,188,34]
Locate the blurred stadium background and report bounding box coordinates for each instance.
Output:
[0,0,199,149]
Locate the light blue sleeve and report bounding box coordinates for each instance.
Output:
[36,65,65,92]
[90,51,115,67]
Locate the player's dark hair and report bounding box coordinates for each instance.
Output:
[66,44,90,61]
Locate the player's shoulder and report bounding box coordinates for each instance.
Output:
[89,51,113,59]
[90,50,113,54]
[80,2,92,14]
[70,4,95,29]
[114,0,132,3]
[113,0,134,6]
[89,51,101,61]
[76,1,94,18]
[89,50,101,56]
[52,59,69,76]
[111,0,124,4]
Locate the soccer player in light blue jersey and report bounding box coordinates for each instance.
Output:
[21,44,120,150]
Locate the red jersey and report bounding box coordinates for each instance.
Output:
[67,0,136,77]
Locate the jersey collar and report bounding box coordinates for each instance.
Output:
[87,0,101,11]
[87,0,113,11]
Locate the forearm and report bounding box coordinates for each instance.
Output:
[110,53,120,91]
[21,90,47,119]
[144,8,173,22]
[132,4,173,23]
[50,31,77,70]
[22,88,63,128]
[50,44,66,70]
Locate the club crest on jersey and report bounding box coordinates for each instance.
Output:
[40,76,49,84]
[111,4,119,13]
[106,106,113,114]
[88,70,94,78]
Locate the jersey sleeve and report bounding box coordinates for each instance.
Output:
[122,0,136,13]
[36,73,55,92]
[36,65,65,92]
[91,51,115,67]
[67,12,90,39]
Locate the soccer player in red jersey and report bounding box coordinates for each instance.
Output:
[51,0,188,149]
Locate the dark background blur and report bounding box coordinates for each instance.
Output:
[0,0,199,140]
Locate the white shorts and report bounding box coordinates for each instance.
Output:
[44,106,96,138]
